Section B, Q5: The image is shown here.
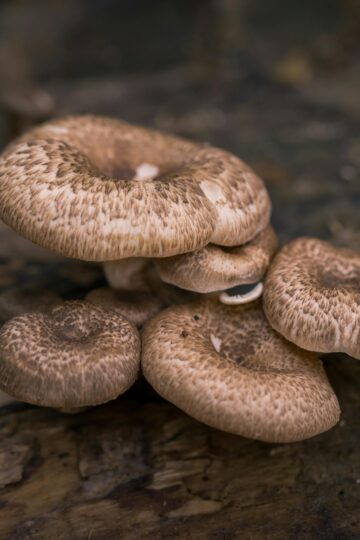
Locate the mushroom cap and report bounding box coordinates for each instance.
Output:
[85,287,162,328]
[263,237,360,359]
[0,115,271,260]
[142,299,340,442]
[0,287,61,322]
[156,224,278,293]
[0,301,141,408]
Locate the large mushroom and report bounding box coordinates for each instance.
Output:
[142,299,340,442]
[0,301,141,409]
[263,237,360,359]
[0,115,271,291]
[156,224,278,304]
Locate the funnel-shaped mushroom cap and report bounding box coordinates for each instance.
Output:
[156,225,278,294]
[142,300,340,442]
[0,287,61,322]
[263,237,360,359]
[0,116,270,260]
[86,287,162,328]
[0,301,141,408]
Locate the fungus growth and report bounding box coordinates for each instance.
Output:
[0,301,141,409]
[263,237,360,360]
[142,299,340,442]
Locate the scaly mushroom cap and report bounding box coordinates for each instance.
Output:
[0,115,271,260]
[85,287,162,328]
[142,299,340,442]
[0,301,141,408]
[263,237,360,359]
[156,224,278,294]
[0,287,61,322]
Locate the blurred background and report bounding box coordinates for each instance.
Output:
[0,0,359,246]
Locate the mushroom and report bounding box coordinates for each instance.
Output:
[156,224,278,304]
[142,299,340,442]
[0,301,141,408]
[0,115,271,263]
[85,287,163,328]
[0,286,61,322]
[263,237,360,360]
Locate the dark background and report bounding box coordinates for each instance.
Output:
[0,2,359,539]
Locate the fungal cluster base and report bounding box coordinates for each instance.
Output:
[0,115,358,443]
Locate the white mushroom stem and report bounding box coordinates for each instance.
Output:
[219,282,264,305]
[0,390,18,407]
[103,258,148,290]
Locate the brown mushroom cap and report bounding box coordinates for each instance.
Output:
[0,301,141,408]
[0,115,271,260]
[142,299,340,442]
[85,287,162,328]
[263,237,360,359]
[0,287,61,322]
[156,224,278,294]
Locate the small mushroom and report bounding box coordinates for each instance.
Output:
[142,299,340,442]
[0,301,141,408]
[263,237,360,359]
[0,287,61,322]
[156,225,278,304]
[0,115,271,261]
[86,287,163,328]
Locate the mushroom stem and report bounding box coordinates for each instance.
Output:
[103,258,149,290]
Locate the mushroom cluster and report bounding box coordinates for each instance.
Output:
[0,115,356,443]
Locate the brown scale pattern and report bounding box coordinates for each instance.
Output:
[86,287,163,328]
[156,224,278,293]
[142,299,340,443]
[263,238,360,360]
[0,301,141,408]
[0,116,271,260]
[0,287,61,322]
